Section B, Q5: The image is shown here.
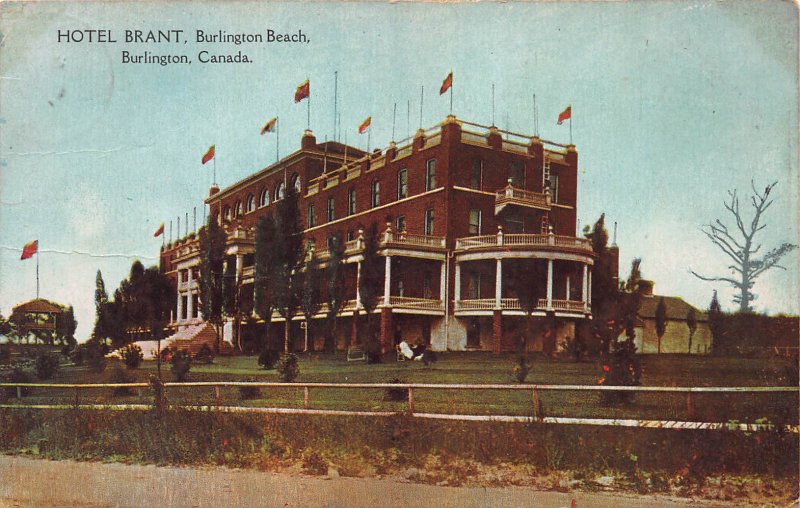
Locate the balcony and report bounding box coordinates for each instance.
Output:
[455,233,592,255]
[388,296,444,312]
[495,184,550,214]
[455,298,588,314]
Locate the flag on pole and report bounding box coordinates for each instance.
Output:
[260,117,277,135]
[20,240,38,260]
[294,79,310,103]
[358,116,371,134]
[202,145,215,165]
[440,72,453,95]
[153,223,165,238]
[557,106,571,125]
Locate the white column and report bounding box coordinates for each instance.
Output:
[439,261,446,302]
[546,259,553,309]
[176,271,184,323]
[582,264,588,311]
[383,255,391,306]
[588,269,592,305]
[454,262,461,303]
[235,254,244,284]
[495,259,502,308]
[356,261,362,309]
[187,267,194,321]
[565,275,571,302]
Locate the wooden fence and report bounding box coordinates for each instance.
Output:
[0,381,797,433]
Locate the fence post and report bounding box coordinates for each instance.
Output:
[686,391,695,420]
[214,387,221,408]
[532,387,541,421]
[74,388,79,408]
[16,386,21,399]
[407,387,414,414]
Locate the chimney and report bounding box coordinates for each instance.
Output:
[301,129,316,150]
[208,184,220,197]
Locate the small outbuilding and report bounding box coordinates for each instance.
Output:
[633,292,712,354]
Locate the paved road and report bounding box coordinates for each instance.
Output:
[0,455,757,508]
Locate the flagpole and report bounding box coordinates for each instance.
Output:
[213,155,217,186]
[307,77,311,131]
[367,127,371,153]
[276,116,280,163]
[36,249,40,299]
[449,69,453,115]
[193,207,197,233]
[492,84,495,126]
[169,221,173,243]
[177,216,180,239]
[533,94,538,136]
[333,71,338,142]
[569,114,573,145]
[407,100,410,139]
[419,86,424,130]
[392,102,396,141]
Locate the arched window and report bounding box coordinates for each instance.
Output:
[259,187,269,207]
[234,200,243,218]
[371,180,380,208]
[275,182,285,201]
[291,174,302,194]
[222,205,232,223]
[246,194,256,213]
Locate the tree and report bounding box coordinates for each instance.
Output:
[300,248,322,352]
[323,233,346,353]
[271,183,304,353]
[686,307,697,354]
[222,256,242,351]
[654,297,667,354]
[691,181,797,312]
[358,224,383,361]
[585,214,623,355]
[707,290,723,352]
[509,259,545,354]
[199,214,227,351]
[55,305,77,347]
[254,212,277,352]
[92,270,109,342]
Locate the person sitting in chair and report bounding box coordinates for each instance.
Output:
[398,340,415,360]
[410,342,426,360]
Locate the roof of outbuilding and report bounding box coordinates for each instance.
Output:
[638,295,707,322]
[11,298,65,314]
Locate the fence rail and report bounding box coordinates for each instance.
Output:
[0,381,797,433]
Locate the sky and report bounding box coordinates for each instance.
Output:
[1,1,798,340]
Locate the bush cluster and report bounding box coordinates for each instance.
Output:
[276,353,299,382]
[194,344,214,365]
[258,349,280,370]
[34,353,60,380]
[170,350,192,381]
[120,344,144,369]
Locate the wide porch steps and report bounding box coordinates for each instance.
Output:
[166,322,232,356]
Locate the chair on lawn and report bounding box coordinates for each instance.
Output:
[346,344,366,362]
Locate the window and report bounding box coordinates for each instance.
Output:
[275,182,285,201]
[234,200,243,218]
[425,159,437,191]
[371,180,380,208]
[346,230,354,242]
[291,174,302,194]
[550,174,560,204]
[307,203,316,228]
[259,188,269,207]
[423,272,433,299]
[348,188,356,215]
[222,205,232,222]
[468,209,481,235]
[396,215,406,232]
[327,197,335,222]
[509,161,524,187]
[397,169,408,199]
[246,194,256,213]
[467,272,481,299]
[424,208,434,235]
[470,159,482,190]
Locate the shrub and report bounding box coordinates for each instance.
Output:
[121,343,144,369]
[194,343,214,365]
[276,353,299,382]
[258,349,280,370]
[0,343,10,364]
[239,377,262,400]
[513,356,531,383]
[34,352,60,380]
[84,341,107,373]
[170,350,192,382]
[384,378,407,402]
[3,367,32,397]
[149,374,167,411]
[422,350,438,366]
[69,344,85,366]
[109,366,135,397]
[599,338,641,405]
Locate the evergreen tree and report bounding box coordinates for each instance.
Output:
[301,248,322,352]
[358,224,383,361]
[199,214,227,351]
[324,233,346,353]
[92,270,109,341]
[655,296,667,353]
[686,307,697,354]
[222,257,241,350]
[707,290,723,352]
[271,183,304,353]
[55,305,77,347]
[585,214,621,354]
[254,212,277,352]
[508,259,545,353]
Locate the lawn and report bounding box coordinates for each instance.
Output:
[3,352,797,425]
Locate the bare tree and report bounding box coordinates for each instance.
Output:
[691,181,797,312]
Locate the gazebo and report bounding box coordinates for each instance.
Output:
[10,298,65,344]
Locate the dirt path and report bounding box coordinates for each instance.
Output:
[0,455,761,508]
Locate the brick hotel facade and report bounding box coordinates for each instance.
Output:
[160,115,596,353]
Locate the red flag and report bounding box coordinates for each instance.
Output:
[557,106,571,125]
[260,117,277,135]
[153,223,165,238]
[294,79,310,103]
[202,145,215,165]
[20,240,38,260]
[358,116,371,134]
[440,72,453,95]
